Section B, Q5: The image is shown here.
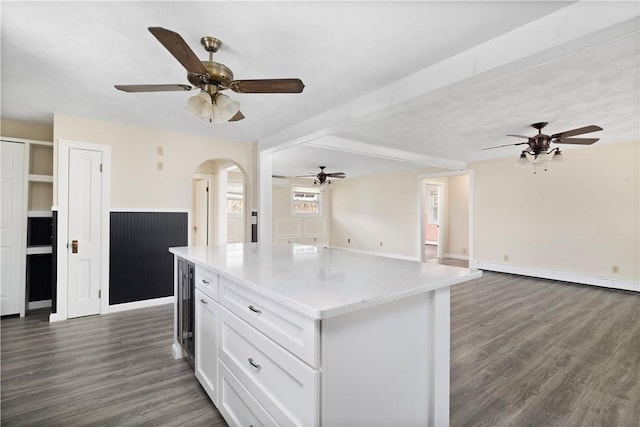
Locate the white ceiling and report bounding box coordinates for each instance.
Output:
[2,1,638,179]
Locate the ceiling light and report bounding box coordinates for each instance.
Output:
[186,92,213,118]
[186,89,240,123]
[211,93,240,124]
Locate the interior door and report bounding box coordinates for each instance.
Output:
[0,141,25,315]
[194,179,209,245]
[67,148,102,318]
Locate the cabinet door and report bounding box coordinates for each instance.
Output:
[195,288,218,405]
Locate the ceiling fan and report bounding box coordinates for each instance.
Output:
[483,122,603,156]
[114,27,305,123]
[297,166,346,185]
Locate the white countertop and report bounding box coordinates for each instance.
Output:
[170,242,482,319]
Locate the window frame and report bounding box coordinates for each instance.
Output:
[290,185,323,217]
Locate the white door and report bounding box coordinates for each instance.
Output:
[0,141,25,316]
[67,148,102,318]
[194,179,209,245]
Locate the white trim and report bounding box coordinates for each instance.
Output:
[1,136,52,146]
[108,296,175,313]
[443,254,469,261]
[26,246,52,255]
[54,138,111,322]
[418,170,474,265]
[27,210,52,217]
[476,262,640,293]
[28,299,52,310]
[329,245,420,262]
[109,208,189,213]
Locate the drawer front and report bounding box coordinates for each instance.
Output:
[219,275,318,367]
[220,306,319,427]
[219,361,279,427]
[195,265,218,301]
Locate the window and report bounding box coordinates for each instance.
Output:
[227,181,244,215]
[291,186,322,216]
[429,190,439,224]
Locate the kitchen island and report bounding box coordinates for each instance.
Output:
[170,242,481,427]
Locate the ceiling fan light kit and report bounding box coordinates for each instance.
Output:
[114,27,305,123]
[485,122,602,174]
[297,166,346,191]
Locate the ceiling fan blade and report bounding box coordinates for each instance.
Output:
[229,79,305,94]
[482,142,529,151]
[114,84,192,93]
[551,125,603,139]
[553,137,599,145]
[295,174,318,178]
[229,111,245,122]
[326,172,346,178]
[148,27,208,75]
[506,134,531,139]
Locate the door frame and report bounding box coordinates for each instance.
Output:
[423,181,444,259]
[51,139,111,322]
[417,170,474,264]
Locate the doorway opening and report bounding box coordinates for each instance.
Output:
[419,171,473,268]
[192,159,248,245]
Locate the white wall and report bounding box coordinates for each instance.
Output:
[469,140,639,282]
[52,114,255,210]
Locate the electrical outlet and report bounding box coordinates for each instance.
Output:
[157,146,164,156]
[503,254,509,261]
[612,265,619,274]
[380,242,383,247]
[462,248,467,254]
[157,160,164,171]
[347,238,351,244]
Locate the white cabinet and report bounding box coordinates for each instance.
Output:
[171,245,461,427]
[195,274,219,405]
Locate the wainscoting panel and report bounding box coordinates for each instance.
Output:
[109,211,188,305]
[303,218,327,237]
[275,218,301,239]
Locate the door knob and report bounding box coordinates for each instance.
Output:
[71,240,78,253]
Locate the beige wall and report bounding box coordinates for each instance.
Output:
[53,114,255,211]
[272,178,331,246]
[1,120,54,142]
[330,167,445,258]
[470,140,639,282]
[446,174,469,257]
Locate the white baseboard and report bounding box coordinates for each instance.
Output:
[476,262,640,292]
[444,254,469,260]
[28,299,51,310]
[109,296,175,313]
[329,245,420,262]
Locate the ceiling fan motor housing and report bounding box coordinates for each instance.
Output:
[187,61,234,88]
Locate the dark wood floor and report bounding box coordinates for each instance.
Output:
[2,271,638,426]
[451,272,640,427]
[1,305,225,426]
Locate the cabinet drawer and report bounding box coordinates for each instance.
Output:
[219,275,318,367]
[219,361,278,427]
[195,266,218,301]
[220,306,319,427]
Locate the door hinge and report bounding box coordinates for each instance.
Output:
[98,290,102,299]
[99,164,103,172]
[206,187,209,192]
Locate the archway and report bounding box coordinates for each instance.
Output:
[193,159,249,245]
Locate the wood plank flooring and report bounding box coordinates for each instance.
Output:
[1,271,638,426]
[1,305,226,426]
[451,271,640,427]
